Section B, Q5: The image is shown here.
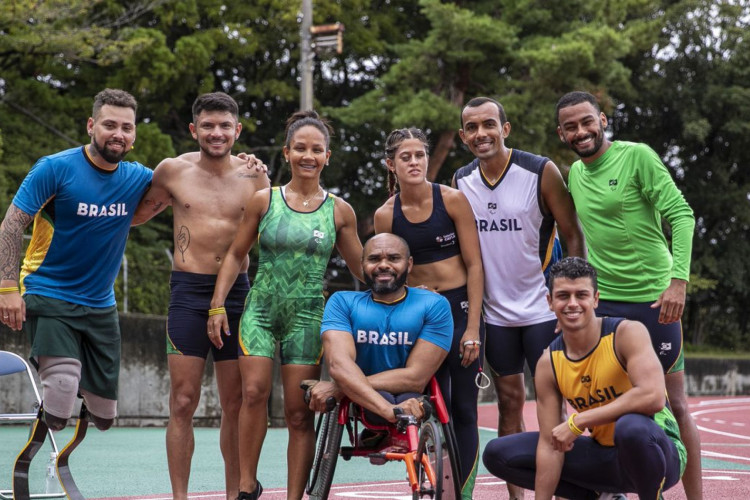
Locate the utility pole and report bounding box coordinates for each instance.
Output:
[300,0,314,111]
[299,0,344,112]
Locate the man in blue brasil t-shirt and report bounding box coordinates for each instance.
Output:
[308,233,453,422]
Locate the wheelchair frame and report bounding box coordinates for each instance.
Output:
[306,377,461,500]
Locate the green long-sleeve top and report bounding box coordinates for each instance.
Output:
[568,141,695,302]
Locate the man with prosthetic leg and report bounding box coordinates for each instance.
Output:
[0,89,153,498]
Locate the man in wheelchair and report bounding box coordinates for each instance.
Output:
[304,233,461,499]
[307,232,453,424]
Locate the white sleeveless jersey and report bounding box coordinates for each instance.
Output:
[454,150,556,326]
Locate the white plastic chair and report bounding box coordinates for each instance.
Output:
[0,350,64,499]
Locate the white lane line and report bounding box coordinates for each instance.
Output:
[692,405,750,440]
[693,398,750,407]
[703,450,750,462]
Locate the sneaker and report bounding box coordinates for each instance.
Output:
[237,481,263,500]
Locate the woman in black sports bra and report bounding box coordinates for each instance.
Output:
[373,127,485,500]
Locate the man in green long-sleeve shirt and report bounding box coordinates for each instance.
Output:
[555,91,702,500]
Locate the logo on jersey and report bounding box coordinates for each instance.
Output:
[77,203,129,217]
[435,232,457,247]
[580,375,592,388]
[566,385,624,410]
[356,330,413,346]
[475,218,523,232]
[313,229,325,244]
[659,342,672,356]
[487,202,497,214]
[609,179,618,191]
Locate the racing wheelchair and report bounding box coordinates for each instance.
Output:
[304,376,461,500]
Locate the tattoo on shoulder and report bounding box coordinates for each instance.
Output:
[177,225,190,263]
[0,205,34,280]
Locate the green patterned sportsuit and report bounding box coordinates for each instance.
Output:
[240,187,337,364]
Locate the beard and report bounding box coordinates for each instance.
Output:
[199,140,232,159]
[364,268,409,295]
[570,124,605,158]
[92,137,129,164]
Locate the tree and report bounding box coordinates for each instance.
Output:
[2,0,749,349]
[330,0,644,188]
[613,0,750,349]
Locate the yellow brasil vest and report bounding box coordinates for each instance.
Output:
[549,317,631,446]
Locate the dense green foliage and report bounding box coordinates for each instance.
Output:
[1,0,748,350]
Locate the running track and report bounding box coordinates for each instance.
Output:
[98,396,750,500]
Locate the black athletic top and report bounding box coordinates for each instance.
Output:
[392,183,461,265]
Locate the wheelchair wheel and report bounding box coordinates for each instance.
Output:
[307,406,343,500]
[414,420,458,500]
[440,421,462,496]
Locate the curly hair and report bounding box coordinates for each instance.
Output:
[547,256,598,293]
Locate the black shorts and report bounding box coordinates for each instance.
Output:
[167,271,250,361]
[485,319,558,377]
[596,299,684,373]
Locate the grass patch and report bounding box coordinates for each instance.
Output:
[685,344,750,359]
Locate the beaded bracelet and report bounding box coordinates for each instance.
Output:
[567,412,584,436]
[208,306,227,316]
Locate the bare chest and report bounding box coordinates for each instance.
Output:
[169,171,252,223]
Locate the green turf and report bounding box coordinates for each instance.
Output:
[0,425,496,498]
[702,457,750,471]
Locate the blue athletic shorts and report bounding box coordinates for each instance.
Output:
[596,299,684,373]
[485,319,558,377]
[167,271,250,361]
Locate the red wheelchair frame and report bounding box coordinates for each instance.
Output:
[306,377,461,500]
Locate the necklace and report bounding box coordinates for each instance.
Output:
[287,185,322,207]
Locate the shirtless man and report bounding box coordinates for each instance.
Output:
[132,92,269,499]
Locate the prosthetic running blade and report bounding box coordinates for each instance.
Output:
[55,405,89,500]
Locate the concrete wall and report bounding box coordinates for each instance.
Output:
[2,315,749,427]
[479,357,750,403]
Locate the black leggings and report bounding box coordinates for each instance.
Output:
[436,286,484,493]
[482,413,682,499]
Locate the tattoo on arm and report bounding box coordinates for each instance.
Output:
[0,205,34,281]
[236,172,260,179]
[177,225,190,263]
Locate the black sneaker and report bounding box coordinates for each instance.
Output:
[237,481,263,500]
